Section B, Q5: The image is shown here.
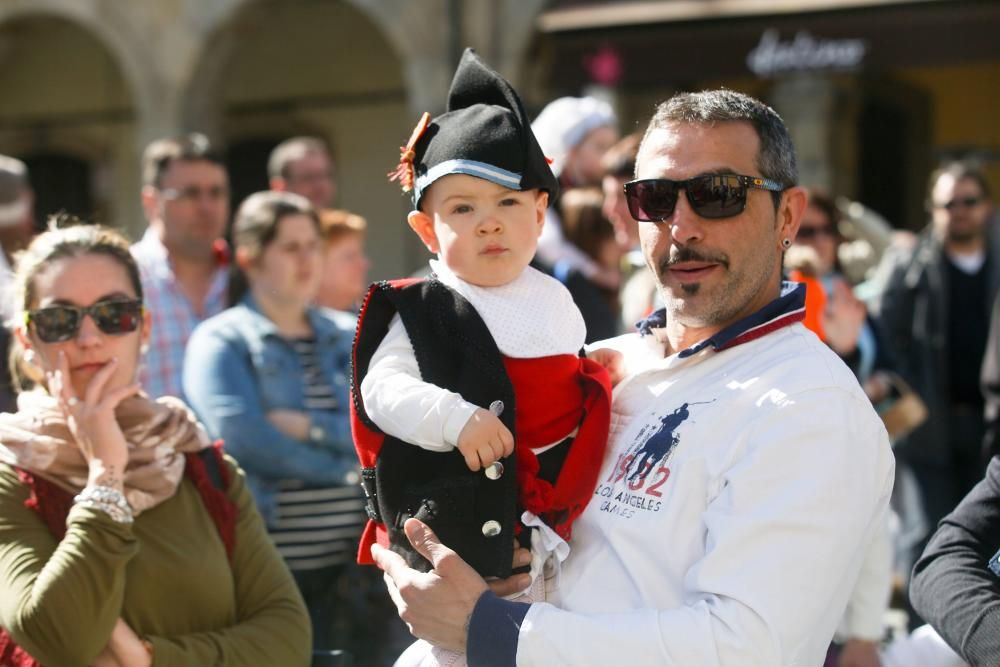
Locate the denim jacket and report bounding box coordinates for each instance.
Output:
[183,295,358,525]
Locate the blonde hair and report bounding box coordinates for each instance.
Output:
[317,208,366,245]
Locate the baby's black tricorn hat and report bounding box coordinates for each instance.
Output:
[388,48,558,208]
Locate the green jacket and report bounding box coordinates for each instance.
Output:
[0,456,311,666]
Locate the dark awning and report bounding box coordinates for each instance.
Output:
[535,0,1000,88]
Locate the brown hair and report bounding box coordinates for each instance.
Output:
[317,208,367,245]
[558,187,616,262]
[267,136,334,180]
[142,133,223,187]
[601,133,642,179]
[227,190,320,305]
[9,216,143,389]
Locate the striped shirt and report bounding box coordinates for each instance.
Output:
[269,336,365,570]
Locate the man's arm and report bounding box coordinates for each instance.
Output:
[981,296,1000,459]
[910,456,1000,666]
[378,387,895,666]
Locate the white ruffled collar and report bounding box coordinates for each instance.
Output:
[429,259,585,358]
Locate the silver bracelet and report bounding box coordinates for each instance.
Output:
[74,486,134,524]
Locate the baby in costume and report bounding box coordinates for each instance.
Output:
[350,48,614,666]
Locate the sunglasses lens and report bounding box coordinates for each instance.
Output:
[687,175,747,219]
[31,307,80,343]
[627,180,679,221]
[92,301,142,335]
[29,300,142,343]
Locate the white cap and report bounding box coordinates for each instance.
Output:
[531,96,616,178]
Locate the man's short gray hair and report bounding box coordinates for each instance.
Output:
[267,136,332,180]
[639,90,798,193]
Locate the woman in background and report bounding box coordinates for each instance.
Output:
[183,191,371,656]
[555,187,623,343]
[316,208,370,313]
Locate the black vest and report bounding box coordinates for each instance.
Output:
[352,279,519,577]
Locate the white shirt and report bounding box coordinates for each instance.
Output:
[512,321,895,666]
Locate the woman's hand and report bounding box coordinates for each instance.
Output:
[47,351,140,490]
[822,279,866,356]
[90,619,152,667]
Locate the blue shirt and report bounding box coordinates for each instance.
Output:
[183,295,358,524]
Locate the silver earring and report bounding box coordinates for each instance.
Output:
[781,238,792,249]
[23,349,36,365]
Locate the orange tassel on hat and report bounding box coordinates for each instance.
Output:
[387,112,431,193]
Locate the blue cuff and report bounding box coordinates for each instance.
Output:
[466,591,531,667]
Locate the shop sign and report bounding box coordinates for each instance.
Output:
[747,29,867,77]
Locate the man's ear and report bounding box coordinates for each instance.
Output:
[407,210,440,253]
[234,245,255,271]
[534,191,549,236]
[777,185,807,243]
[140,185,162,224]
[13,324,31,357]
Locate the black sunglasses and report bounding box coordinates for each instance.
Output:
[25,299,144,343]
[625,174,785,222]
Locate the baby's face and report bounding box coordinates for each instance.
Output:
[417,174,547,287]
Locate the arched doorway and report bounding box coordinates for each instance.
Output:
[186,0,418,279]
[0,14,136,229]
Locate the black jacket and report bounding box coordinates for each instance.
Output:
[872,226,1000,465]
[910,456,1000,666]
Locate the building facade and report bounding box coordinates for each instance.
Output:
[0,0,995,278]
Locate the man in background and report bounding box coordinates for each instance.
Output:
[268,136,337,210]
[132,133,230,399]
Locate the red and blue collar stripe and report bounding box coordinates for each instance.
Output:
[636,281,806,359]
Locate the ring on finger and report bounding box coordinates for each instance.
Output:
[66,396,80,407]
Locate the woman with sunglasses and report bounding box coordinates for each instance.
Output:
[183,191,377,659]
[0,221,310,665]
[785,190,897,403]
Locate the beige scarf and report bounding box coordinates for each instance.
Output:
[0,390,211,514]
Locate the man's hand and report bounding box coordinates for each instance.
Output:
[372,519,490,652]
[838,638,882,667]
[588,347,625,386]
[456,408,514,471]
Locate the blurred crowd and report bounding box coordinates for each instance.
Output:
[0,93,996,667]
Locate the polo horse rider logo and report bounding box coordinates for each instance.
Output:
[627,400,714,482]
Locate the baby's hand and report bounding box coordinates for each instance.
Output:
[456,408,514,471]
[588,347,625,386]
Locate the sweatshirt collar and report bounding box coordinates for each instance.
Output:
[636,281,806,359]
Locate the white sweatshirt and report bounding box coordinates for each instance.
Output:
[479,301,895,666]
